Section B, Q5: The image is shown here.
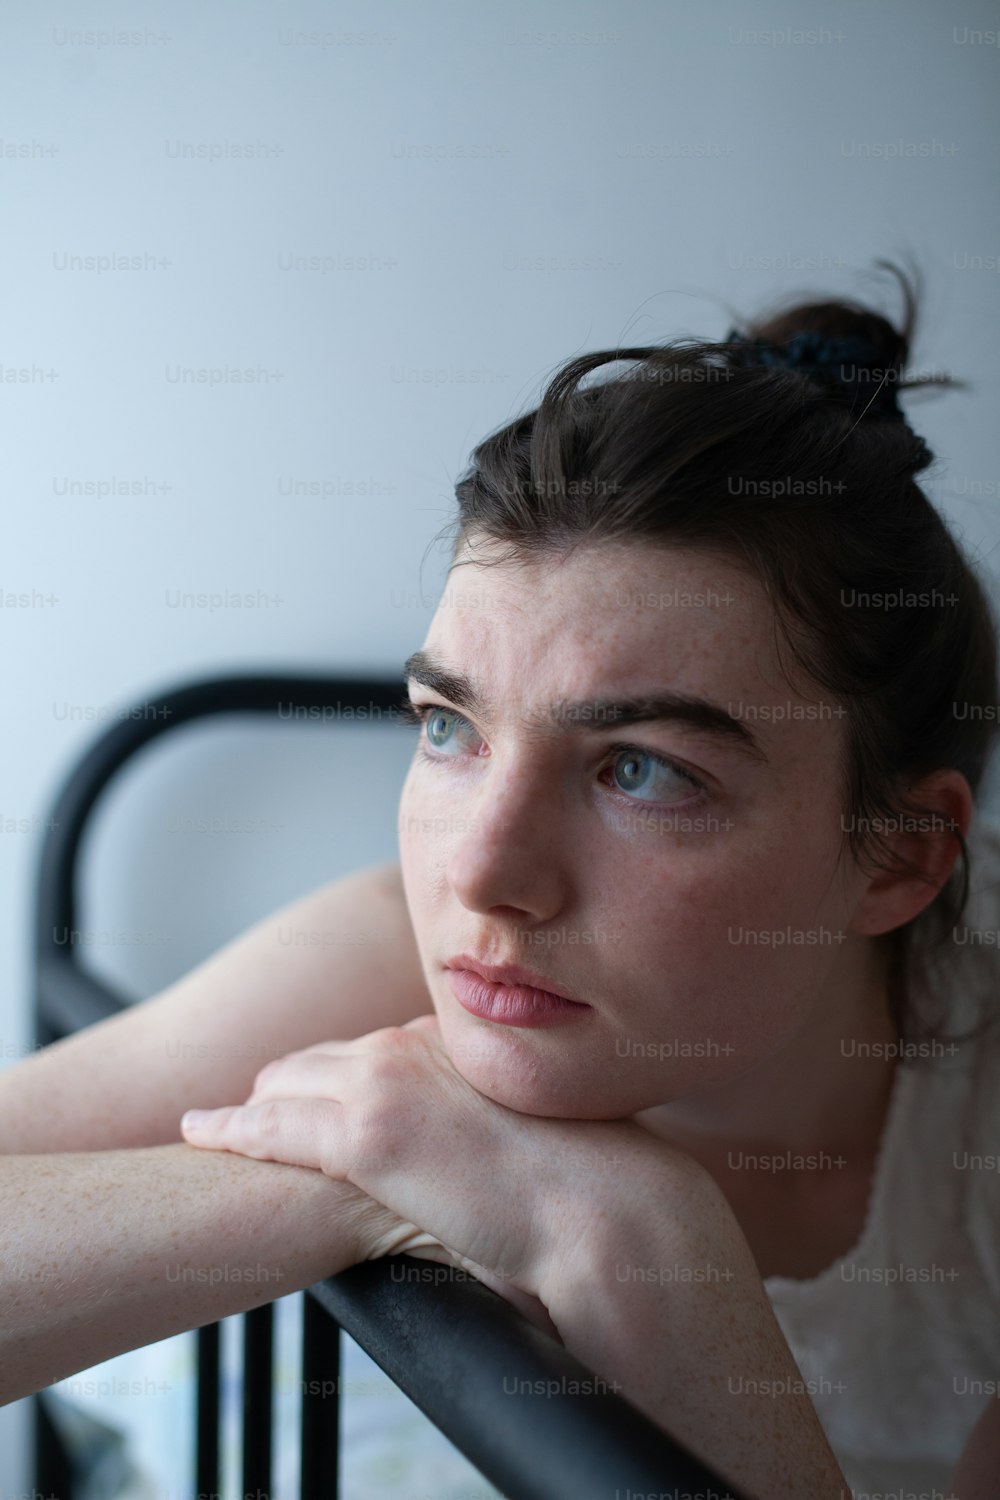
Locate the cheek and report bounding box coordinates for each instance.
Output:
[620,840,852,1046]
[396,776,425,944]
[650,823,852,935]
[397,769,449,958]
[397,764,432,880]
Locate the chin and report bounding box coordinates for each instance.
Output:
[437,1017,632,1120]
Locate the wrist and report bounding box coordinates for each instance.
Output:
[536,1130,726,1336]
[533,1143,848,1500]
[310,1174,392,1272]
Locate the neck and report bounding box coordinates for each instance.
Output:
[634,937,900,1171]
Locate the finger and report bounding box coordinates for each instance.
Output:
[245,1032,425,1104]
[303,1023,421,1056]
[245,1021,440,1105]
[245,1049,353,1104]
[402,1013,440,1034]
[402,1014,445,1048]
[180,1098,346,1174]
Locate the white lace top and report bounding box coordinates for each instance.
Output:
[764,814,1000,1495]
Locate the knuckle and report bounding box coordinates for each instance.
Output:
[252,1056,284,1090]
[352,1099,404,1172]
[370,1023,414,1052]
[370,1050,410,1087]
[354,1045,413,1105]
[249,1099,285,1141]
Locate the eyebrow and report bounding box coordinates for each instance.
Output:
[402,648,766,762]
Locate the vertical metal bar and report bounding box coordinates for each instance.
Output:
[300,1292,341,1499]
[34,1393,75,1500]
[196,1322,220,1499]
[242,1304,273,1497]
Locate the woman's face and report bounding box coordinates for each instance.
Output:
[397,538,877,1120]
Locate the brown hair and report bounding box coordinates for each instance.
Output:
[435,260,1000,1051]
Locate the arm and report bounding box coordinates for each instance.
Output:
[0,1143,413,1406]
[0,859,427,1154]
[536,1145,848,1500]
[176,1020,849,1498]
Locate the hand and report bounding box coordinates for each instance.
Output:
[179,1015,683,1334]
[179,1016,569,1330]
[318,1176,561,1330]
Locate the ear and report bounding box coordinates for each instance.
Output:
[850,769,974,938]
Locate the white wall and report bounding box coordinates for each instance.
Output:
[2,0,999,1491]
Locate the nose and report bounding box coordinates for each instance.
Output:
[445,756,567,921]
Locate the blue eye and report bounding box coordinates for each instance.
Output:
[399,701,482,758]
[608,747,702,803]
[400,700,706,805]
[419,705,477,754]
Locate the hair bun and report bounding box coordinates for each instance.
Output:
[724,324,908,425]
[723,259,967,448]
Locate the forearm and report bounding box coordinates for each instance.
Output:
[540,1163,848,1500]
[0,1144,372,1405]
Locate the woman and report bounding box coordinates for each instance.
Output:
[182,261,1000,1494]
[6,262,1000,1496]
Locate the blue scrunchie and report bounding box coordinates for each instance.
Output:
[724,325,906,424]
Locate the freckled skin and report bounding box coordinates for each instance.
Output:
[397,539,962,1146]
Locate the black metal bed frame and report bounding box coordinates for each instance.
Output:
[30,669,745,1500]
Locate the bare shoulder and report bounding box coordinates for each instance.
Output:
[367,858,406,902]
[0,858,430,1154]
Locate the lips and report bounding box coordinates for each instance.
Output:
[444,952,587,1006]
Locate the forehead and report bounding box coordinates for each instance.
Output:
[423,541,769,688]
[412,541,851,787]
